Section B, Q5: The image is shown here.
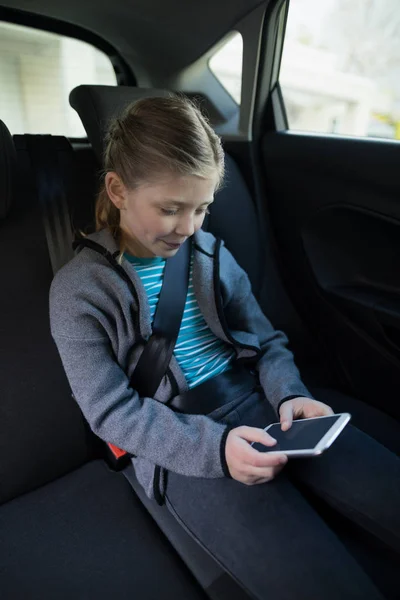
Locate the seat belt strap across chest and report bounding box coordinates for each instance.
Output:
[131,238,191,398]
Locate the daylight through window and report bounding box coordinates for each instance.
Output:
[280,0,400,140]
[0,22,117,136]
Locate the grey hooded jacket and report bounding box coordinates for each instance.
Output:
[49,228,311,498]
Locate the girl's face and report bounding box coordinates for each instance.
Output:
[106,172,217,258]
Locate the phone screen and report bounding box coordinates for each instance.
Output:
[252,415,343,453]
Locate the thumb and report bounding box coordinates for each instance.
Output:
[235,426,277,447]
[280,401,293,431]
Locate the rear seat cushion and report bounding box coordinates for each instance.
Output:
[0,460,206,600]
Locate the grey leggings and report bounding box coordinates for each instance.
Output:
[165,390,400,600]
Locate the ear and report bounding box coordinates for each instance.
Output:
[105,172,127,210]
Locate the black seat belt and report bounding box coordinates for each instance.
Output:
[132,238,191,398]
[22,135,74,274]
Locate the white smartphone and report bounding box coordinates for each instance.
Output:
[251,413,351,458]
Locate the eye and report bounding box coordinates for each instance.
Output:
[196,208,211,215]
[161,208,178,216]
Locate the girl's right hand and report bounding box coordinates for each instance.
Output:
[225,426,288,485]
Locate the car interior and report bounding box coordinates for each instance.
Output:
[0,0,399,598]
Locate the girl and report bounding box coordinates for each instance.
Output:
[50,95,399,600]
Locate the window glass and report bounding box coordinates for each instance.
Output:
[0,22,117,136]
[280,0,400,140]
[209,33,243,104]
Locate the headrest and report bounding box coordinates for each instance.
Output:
[0,120,16,219]
[69,85,170,163]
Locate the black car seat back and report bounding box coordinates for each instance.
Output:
[0,122,95,505]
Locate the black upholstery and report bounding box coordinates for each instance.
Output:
[0,120,16,219]
[70,85,170,162]
[0,127,94,505]
[0,461,206,600]
[206,154,264,297]
[69,142,101,234]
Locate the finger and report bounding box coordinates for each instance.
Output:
[251,478,272,485]
[279,402,293,431]
[313,400,334,416]
[236,426,277,446]
[319,405,334,416]
[246,448,288,468]
[247,461,286,479]
[304,402,335,419]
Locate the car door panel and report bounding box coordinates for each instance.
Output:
[262,131,400,420]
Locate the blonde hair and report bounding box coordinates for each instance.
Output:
[95,94,225,251]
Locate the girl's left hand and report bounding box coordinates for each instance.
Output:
[279,397,334,431]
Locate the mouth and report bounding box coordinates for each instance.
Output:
[162,240,184,250]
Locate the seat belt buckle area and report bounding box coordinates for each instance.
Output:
[105,442,132,471]
[71,392,132,470]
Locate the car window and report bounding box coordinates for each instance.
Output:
[209,32,243,104]
[0,21,117,137]
[279,0,400,140]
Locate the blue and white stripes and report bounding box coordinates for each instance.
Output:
[125,253,235,388]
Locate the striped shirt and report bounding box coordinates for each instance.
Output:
[125,252,236,388]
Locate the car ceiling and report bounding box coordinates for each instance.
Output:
[0,0,267,74]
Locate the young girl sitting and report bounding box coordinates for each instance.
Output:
[50,95,399,600]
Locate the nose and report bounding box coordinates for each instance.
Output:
[175,214,196,237]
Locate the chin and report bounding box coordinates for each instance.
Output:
[156,241,180,256]
[160,248,179,258]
